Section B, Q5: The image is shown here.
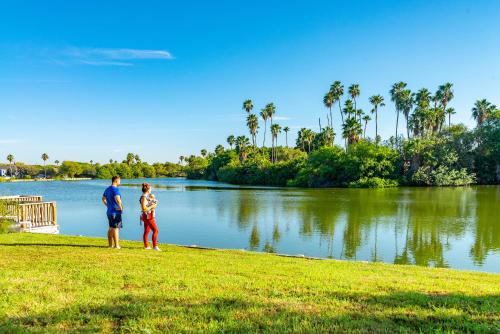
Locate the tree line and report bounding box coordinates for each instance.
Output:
[1,153,184,180]
[183,80,499,187]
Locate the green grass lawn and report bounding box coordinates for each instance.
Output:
[0,234,498,333]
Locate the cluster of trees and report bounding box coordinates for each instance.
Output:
[184,81,500,187]
[2,153,184,180]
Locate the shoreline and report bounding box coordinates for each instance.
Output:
[64,233,498,274]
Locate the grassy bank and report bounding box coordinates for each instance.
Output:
[0,234,498,333]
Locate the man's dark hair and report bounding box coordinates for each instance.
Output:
[111,175,120,183]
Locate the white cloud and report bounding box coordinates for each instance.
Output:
[0,139,23,144]
[273,116,291,121]
[58,47,174,66]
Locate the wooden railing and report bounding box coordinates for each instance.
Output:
[0,195,43,203]
[18,202,57,228]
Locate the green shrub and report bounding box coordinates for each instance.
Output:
[348,177,399,188]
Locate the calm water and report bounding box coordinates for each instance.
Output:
[1,179,499,272]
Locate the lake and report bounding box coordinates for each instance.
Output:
[0,179,498,272]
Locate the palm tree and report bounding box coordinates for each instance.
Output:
[41,153,49,178]
[410,88,432,137]
[55,160,59,166]
[390,81,407,143]
[323,91,334,128]
[438,83,454,120]
[342,118,362,146]
[369,95,385,142]
[472,99,496,127]
[265,103,276,126]
[201,149,207,157]
[109,159,113,164]
[330,81,345,125]
[126,153,135,165]
[90,160,94,166]
[260,108,270,147]
[348,84,360,120]
[6,154,14,177]
[227,135,236,149]
[283,126,290,147]
[362,115,371,138]
[179,156,185,165]
[304,129,315,153]
[400,89,414,138]
[343,99,355,120]
[446,107,456,127]
[134,154,141,164]
[235,136,251,162]
[271,123,282,163]
[243,99,254,114]
[215,145,224,156]
[323,126,335,146]
[246,114,259,146]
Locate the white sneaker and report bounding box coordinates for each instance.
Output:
[144,246,152,250]
[115,245,121,249]
[153,246,162,251]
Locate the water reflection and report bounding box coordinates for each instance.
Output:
[217,186,499,270]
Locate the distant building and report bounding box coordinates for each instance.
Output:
[0,166,8,177]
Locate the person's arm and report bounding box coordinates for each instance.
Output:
[102,195,107,207]
[115,195,123,212]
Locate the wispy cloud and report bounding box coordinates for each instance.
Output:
[274,116,291,121]
[0,139,23,144]
[55,47,174,66]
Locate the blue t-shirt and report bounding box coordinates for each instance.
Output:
[103,186,122,215]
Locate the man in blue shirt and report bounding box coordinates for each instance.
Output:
[102,176,124,249]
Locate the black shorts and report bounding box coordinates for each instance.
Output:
[107,213,123,229]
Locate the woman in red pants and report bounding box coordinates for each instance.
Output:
[140,183,161,251]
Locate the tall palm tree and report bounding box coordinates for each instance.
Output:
[90,160,94,166]
[362,115,371,138]
[246,114,259,146]
[323,126,335,146]
[179,156,185,165]
[126,153,135,165]
[41,153,49,178]
[446,107,456,127]
[348,84,360,120]
[400,89,414,138]
[6,154,14,177]
[54,160,59,166]
[215,145,224,156]
[437,83,454,126]
[227,135,236,149]
[296,128,307,151]
[390,81,407,143]
[304,129,315,153]
[323,91,334,128]
[235,136,251,162]
[265,103,276,126]
[200,149,207,157]
[283,126,290,147]
[134,154,141,164]
[369,95,385,142]
[342,118,362,146]
[330,81,345,125]
[472,99,496,127]
[271,123,282,163]
[260,109,270,147]
[243,99,254,114]
[109,159,113,164]
[343,99,355,120]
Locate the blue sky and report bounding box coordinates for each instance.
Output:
[1,0,500,164]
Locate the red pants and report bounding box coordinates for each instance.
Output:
[142,214,158,248]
